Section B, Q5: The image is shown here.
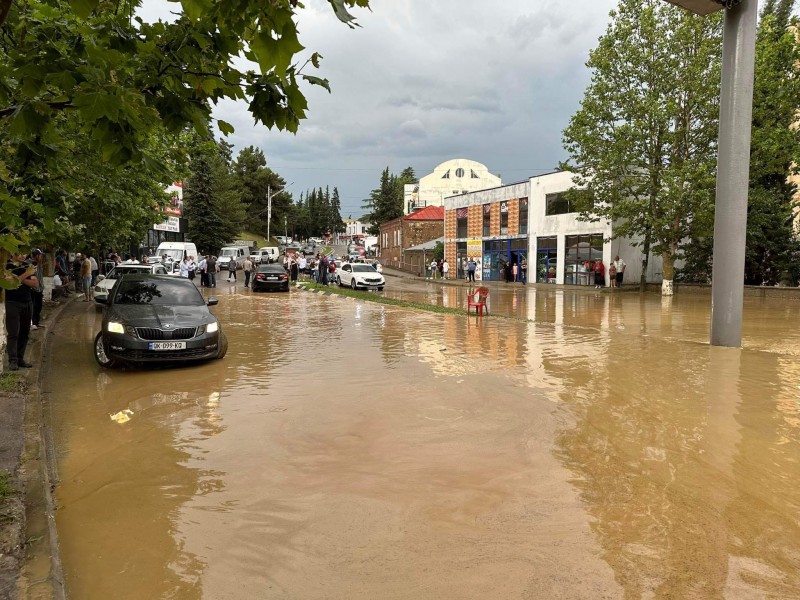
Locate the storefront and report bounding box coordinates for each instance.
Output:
[535,236,557,283]
[482,238,527,282]
[563,234,604,286]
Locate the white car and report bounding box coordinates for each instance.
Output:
[336,263,385,291]
[94,263,170,305]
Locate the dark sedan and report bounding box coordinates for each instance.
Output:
[252,264,290,292]
[94,274,227,368]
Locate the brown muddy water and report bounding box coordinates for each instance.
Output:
[45,281,800,599]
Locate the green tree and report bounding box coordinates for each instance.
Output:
[744,0,800,285]
[362,167,404,234]
[562,0,722,295]
[0,0,368,286]
[232,146,289,237]
[184,139,246,254]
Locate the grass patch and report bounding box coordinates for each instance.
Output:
[298,282,526,321]
[0,372,26,394]
[237,231,280,249]
[0,471,13,504]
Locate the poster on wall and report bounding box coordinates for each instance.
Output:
[467,237,483,281]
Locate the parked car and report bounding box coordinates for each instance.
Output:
[247,247,278,265]
[94,263,170,306]
[94,274,227,368]
[301,244,316,256]
[336,263,385,290]
[252,264,290,292]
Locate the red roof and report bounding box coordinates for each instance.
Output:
[404,205,444,221]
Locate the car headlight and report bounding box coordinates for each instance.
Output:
[206,321,218,333]
[107,322,125,334]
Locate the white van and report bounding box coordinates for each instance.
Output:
[155,242,198,275]
[250,247,279,264]
[217,246,249,270]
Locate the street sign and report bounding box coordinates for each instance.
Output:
[663,0,727,15]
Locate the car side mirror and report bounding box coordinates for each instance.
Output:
[207,297,219,306]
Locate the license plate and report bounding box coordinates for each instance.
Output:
[267,276,278,280]
[148,342,187,351]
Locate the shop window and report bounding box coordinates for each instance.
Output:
[563,234,604,285]
[545,192,573,216]
[519,198,528,234]
[456,208,468,238]
[500,201,509,235]
[536,236,558,283]
[482,204,491,236]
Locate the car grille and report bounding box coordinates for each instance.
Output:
[136,327,197,340]
[363,278,382,283]
[122,347,214,360]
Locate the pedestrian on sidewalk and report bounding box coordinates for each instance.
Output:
[188,256,197,281]
[613,255,626,287]
[593,259,606,289]
[207,256,217,288]
[30,249,45,330]
[609,261,617,288]
[5,252,38,371]
[442,259,449,280]
[81,253,93,301]
[467,258,476,282]
[520,259,527,283]
[179,256,190,278]
[72,253,82,294]
[89,254,99,286]
[512,261,519,283]
[227,257,237,282]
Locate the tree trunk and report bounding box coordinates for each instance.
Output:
[640,228,651,290]
[662,251,675,296]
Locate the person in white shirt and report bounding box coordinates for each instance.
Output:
[442,259,449,280]
[298,255,307,280]
[243,257,253,288]
[613,255,626,287]
[89,255,99,285]
[179,257,190,278]
[430,259,438,280]
[198,256,208,287]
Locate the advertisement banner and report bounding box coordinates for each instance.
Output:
[467,237,483,281]
[154,216,180,232]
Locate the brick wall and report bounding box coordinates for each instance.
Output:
[509,198,519,236]
[468,205,482,238]
[490,203,500,236]
[379,217,403,268]
[404,220,443,248]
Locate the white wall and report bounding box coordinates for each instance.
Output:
[415,159,501,212]
[528,171,662,286]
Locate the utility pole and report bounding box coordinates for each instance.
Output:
[266,186,272,243]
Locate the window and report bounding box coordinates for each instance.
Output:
[500,201,509,235]
[519,197,528,234]
[456,208,468,238]
[455,168,465,178]
[482,204,491,236]
[545,192,574,216]
[471,169,480,179]
[441,170,451,179]
[563,234,604,286]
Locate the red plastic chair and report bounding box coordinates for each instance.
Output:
[467,287,489,316]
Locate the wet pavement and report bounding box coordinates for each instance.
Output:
[44,279,800,599]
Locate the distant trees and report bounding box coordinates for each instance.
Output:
[362,166,416,234]
[292,186,345,239]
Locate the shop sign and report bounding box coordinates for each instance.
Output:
[154,216,180,232]
[467,237,483,281]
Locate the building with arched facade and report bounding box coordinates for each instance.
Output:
[404,159,501,215]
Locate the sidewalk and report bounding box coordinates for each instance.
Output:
[0,296,69,600]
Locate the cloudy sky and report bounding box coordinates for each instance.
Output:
[141,0,618,218]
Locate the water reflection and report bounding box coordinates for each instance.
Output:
[48,284,800,598]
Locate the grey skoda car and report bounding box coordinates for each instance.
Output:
[94,274,227,368]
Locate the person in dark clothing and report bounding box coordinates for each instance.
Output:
[72,254,82,293]
[5,252,38,370]
[206,256,217,288]
[504,261,512,283]
[318,255,328,285]
[30,249,45,329]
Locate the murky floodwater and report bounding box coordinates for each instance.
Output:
[46,280,800,599]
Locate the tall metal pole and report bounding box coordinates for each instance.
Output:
[266,186,272,243]
[710,0,758,348]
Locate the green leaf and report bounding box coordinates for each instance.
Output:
[69,0,99,19]
[302,75,331,92]
[217,119,235,136]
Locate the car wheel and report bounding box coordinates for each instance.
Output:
[351,279,357,290]
[378,287,384,291]
[94,332,117,368]
[216,331,228,359]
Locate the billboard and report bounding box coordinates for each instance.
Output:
[467,237,483,281]
[154,216,180,232]
[163,182,183,216]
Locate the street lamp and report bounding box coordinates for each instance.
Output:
[664,0,756,348]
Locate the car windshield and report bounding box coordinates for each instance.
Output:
[352,265,377,273]
[159,249,183,262]
[220,249,237,256]
[114,279,205,306]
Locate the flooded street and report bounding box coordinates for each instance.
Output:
[45,279,800,599]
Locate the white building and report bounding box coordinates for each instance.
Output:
[443,170,663,286]
[343,219,369,238]
[405,158,501,215]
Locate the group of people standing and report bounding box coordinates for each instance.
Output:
[591,255,626,288]
[428,259,450,280]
